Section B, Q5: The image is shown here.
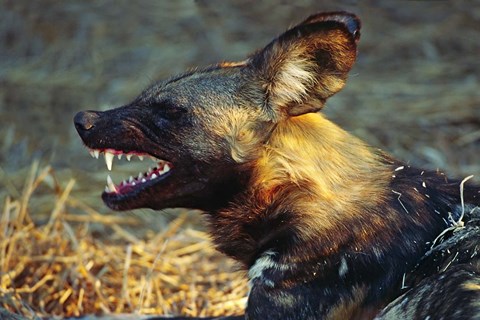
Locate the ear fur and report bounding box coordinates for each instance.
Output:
[249,11,361,117]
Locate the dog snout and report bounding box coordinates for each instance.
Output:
[74,111,101,133]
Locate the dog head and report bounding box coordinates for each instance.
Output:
[74,11,360,211]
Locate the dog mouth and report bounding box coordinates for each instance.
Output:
[87,148,173,196]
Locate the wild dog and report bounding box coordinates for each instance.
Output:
[74,11,480,320]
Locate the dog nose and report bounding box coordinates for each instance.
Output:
[74,111,100,133]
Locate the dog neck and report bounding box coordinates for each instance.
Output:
[210,113,393,263]
[208,113,470,316]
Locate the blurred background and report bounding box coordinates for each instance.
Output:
[0,0,479,317]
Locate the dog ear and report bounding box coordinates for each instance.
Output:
[249,12,360,117]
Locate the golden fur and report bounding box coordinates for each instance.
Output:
[251,113,391,239]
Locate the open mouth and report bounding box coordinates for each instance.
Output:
[87,148,173,195]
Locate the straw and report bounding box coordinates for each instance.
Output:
[0,164,247,318]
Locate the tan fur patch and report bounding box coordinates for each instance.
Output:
[218,60,247,68]
[215,109,270,163]
[251,113,390,240]
[463,282,480,291]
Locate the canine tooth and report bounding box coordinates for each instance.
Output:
[105,152,114,171]
[90,150,96,158]
[105,186,109,192]
[163,163,171,173]
[141,178,147,183]
[147,167,153,174]
[126,154,132,161]
[138,155,144,161]
[151,173,158,179]
[107,175,116,192]
[132,181,136,186]
[93,150,100,159]
[138,172,143,179]
[129,176,134,183]
[117,154,123,160]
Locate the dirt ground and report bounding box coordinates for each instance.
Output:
[0,0,479,318]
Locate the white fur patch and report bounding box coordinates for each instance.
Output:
[248,251,289,288]
[338,256,348,278]
[248,251,277,280]
[270,57,316,110]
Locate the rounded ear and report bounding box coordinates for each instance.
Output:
[248,11,360,117]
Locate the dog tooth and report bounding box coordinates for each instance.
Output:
[107,175,116,192]
[138,155,144,161]
[89,150,96,158]
[126,154,132,161]
[105,186,109,193]
[117,154,123,160]
[105,152,114,171]
[93,150,100,159]
[163,163,171,173]
[151,173,158,179]
[141,178,147,183]
[138,172,143,179]
[129,176,134,183]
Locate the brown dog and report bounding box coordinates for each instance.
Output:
[74,12,480,320]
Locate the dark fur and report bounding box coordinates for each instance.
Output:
[74,12,480,320]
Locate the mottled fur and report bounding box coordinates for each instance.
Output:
[74,11,480,320]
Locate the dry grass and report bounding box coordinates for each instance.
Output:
[0,162,247,318]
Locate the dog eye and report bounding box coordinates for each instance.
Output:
[162,106,187,121]
[155,101,187,121]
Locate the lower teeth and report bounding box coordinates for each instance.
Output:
[105,163,171,193]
